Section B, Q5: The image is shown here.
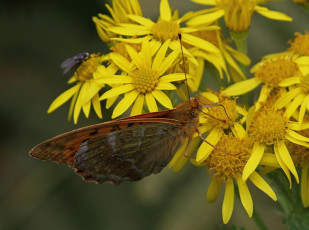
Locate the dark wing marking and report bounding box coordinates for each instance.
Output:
[73,122,183,184]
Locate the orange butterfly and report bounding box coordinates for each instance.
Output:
[29,98,201,184]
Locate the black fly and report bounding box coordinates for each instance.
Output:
[61,52,90,74]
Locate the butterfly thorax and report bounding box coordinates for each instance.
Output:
[167,97,200,138]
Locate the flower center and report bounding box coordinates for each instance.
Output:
[254,56,298,88]
[75,55,100,82]
[207,133,252,182]
[287,129,309,167]
[132,68,159,93]
[203,98,238,129]
[151,19,180,41]
[219,0,256,32]
[288,32,309,56]
[248,108,288,145]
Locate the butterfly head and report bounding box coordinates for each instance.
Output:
[188,97,201,118]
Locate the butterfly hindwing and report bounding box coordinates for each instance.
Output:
[74,122,183,184]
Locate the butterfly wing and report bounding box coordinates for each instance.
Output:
[30,118,184,184]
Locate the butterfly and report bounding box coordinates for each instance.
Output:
[29,98,201,185]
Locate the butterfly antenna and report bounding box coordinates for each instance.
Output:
[178,33,190,100]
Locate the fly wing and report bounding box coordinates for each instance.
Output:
[61,57,78,74]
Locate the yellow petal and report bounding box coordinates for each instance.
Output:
[152,39,170,70]
[259,153,280,168]
[242,142,265,181]
[108,24,149,36]
[276,141,299,183]
[126,44,143,69]
[110,53,133,74]
[100,84,134,100]
[236,177,253,217]
[82,99,91,118]
[157,50,179,76]
[221,78,261,96]
[160,0,171,21]
[187,9,225,26]
[249,171,277,201]
[127,14,153,27]
[106,95,118,109]
[285,133,309,148]
[255,6,292,21]
[274,145,292,188]
[181,33,220,54]
[285,93,305,118]
[232,122,247,139]
[74,84,86,124]
[255,85,271,111]
[96,76,133,84]
[207,178,222,203]
[274,87,302,109]
[151,90,173,109]
[47,84,81,113]
[196,128,223,163]
[156,81,177,90]
[92,93,102,119]
[130,94,144,116]
[295,56,309,76]
[160,73,187,82]
[112,90,139,118]
[222,178,234,224]
[278,77,301,87]
[299,95,309,125]
[145,93,158,112]
[301,163,309,207]
[286,129,309,143]
[246,105,256,132]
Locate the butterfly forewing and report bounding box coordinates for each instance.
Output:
[29,98,201,184]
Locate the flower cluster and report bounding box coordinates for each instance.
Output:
[46,0,309,226]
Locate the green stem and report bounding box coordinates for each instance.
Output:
[252,209,269,230]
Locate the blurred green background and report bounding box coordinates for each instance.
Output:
[0,0,308,229]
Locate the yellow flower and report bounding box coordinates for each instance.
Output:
[243,106,309,187]
[108,0,223,69]
[222,54,303,110]
[287,129,309,207]
[186,30,251,82]
[288,32,309,56]
[187,0,292,32]
[99,39,187,118]
[204,127,277,223]
[47,54,117,124]
[93,0,142,43]
[169,91,247,171]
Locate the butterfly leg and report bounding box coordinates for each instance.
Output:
[183,137,195,159]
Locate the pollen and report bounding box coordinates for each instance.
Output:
[288,32,309,56]
[220,0,256,32]
[287,129,309,167]
[254,56,299,88]
[207,133,252,182]
[151,19,180,41]
[75,55,100,82]
[248,108,288,145]
[204,98,238,129]
[133,68,159,93]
